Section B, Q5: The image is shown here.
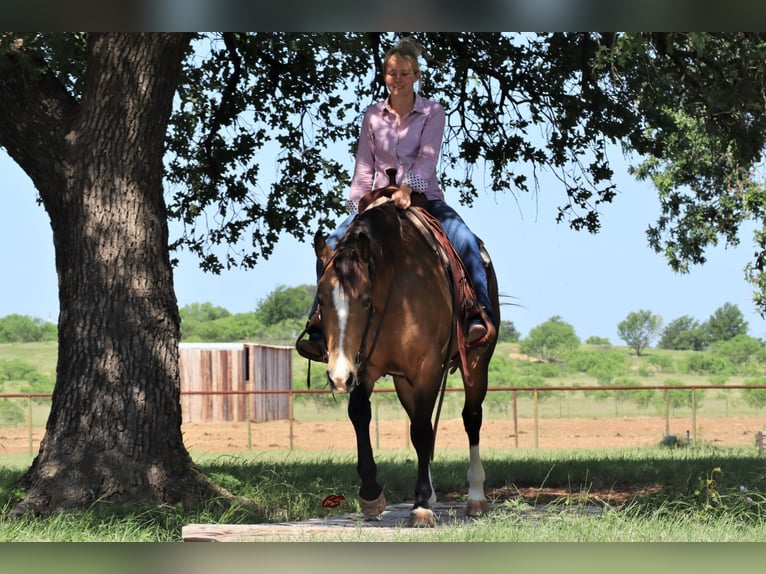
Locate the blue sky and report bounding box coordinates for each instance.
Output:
[2,146,765,343]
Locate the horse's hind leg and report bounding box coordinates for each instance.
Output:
[348,385,386,519]
[462,369,489,516]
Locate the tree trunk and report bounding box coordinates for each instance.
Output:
[1,33,225,515]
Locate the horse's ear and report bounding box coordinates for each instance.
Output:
[313,230,333,263]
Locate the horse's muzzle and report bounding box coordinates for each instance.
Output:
[326,370,358,393]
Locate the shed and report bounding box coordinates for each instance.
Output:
[178,343,292,423]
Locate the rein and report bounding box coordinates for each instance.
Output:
[353,278,393,385]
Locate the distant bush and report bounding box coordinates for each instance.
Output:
[517,361,561,378]
[645,354,674,372]
[0,359,54,394]
[0,314,57,343]
[497,320,521,343]
[684,353,734,376]
[660,378,704,411]
[564,348,628,382]
[519,316,579,363]
[741,378,766,413]
[710,335,766,369]
[585,336,610,346]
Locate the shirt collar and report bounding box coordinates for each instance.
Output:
[383,92,425,116]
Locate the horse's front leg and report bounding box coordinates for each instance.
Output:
[393,374,438,527]
[408,412,437,527]
[348,385,386,519]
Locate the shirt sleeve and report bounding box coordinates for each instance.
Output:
[405,101,445,194]
[348,107,376,212]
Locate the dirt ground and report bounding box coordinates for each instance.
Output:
[178,415,764,452]
[3,415,762,456]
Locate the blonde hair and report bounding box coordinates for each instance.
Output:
[383,37,430,76]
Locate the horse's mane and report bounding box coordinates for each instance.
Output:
[333,203,402,297]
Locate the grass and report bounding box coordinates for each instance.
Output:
[2,445,766,541]
[2,341,766,541]
[0,341,57,378]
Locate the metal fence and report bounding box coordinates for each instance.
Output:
[2,384,766,456]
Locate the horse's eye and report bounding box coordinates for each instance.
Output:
[362,296,372,309]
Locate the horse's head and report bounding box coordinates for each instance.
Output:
[313,228,377,393]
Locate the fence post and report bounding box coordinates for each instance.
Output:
[245,388,252,451]
[289,390,294,450]
[512,390,518,449]
[28,396,33,456]
[664,388,670,436]
[691,387,697,446]
[533,388,539,449]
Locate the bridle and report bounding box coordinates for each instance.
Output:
[351,277,394,388]
[317,243,395,391]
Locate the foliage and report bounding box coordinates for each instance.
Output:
[741,378,766,411]
[710,334,766,369]
[585,336,611,346]
[254,284,315,326]
[684,353,734,376]
[645,353,674,373]
[661,378,703,411]
[618,378,657,410]
[705,303,749,343]
[0,359,53,393]
[659,315,709,351]
[598,34,766,313]
[564,348,628,377]
[617,310,663,356]
[496,320,520,343]
[519,316,579,363]
[0,315,56,344]
[164,32,667,275]
[179,302,231,323]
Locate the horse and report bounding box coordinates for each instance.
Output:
[311,197,500,527]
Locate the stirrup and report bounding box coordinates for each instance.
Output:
[467,321,488,345]
[295,318,327,363]
[465,306,496,348]
[296,338,327,363]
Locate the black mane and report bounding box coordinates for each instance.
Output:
[333,203,402,297]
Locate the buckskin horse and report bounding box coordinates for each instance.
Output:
[308,192,500,527]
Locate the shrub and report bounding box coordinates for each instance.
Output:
[684,353,734,375]
[645,354,674,372]
[0,314,57,343]
[518,316,579,363]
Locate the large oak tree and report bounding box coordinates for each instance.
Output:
[2,32,765,515]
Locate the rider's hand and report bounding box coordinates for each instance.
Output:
[392,184,413,209]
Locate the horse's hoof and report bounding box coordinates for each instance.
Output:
[360,492,387,519]
[408,507,435,528]
[466,499,488,517]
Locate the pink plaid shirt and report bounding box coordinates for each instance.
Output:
[348,93,445,213]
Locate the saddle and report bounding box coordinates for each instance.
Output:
[296,170,494,380]
[359,172,494,386]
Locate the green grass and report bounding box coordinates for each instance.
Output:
[0,342,58,378]
[2,446,766,541]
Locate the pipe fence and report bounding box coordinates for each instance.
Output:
[2,385,765,455]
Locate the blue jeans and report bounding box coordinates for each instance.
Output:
[426,200,493,325]
[309,200,493,325]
